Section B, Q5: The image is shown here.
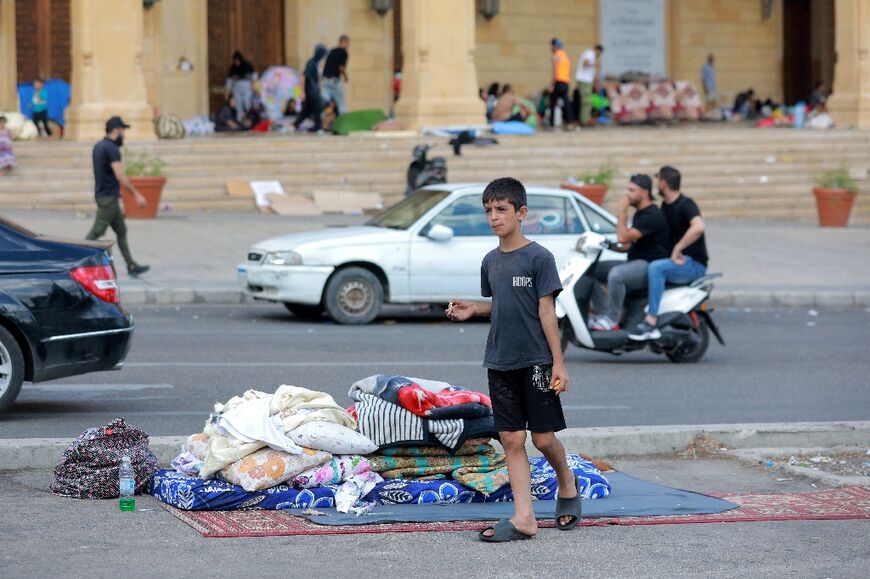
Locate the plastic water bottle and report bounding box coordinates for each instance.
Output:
[793,101,806,129]
[119,455,136,511]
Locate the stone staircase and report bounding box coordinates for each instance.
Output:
[2,126,869,222]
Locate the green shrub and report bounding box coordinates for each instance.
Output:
[123,147,165,177]
[577,161,616,187]
[815,162,857,193]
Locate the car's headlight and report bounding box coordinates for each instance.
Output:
[263,251,303,266]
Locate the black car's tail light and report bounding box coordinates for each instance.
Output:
[70,265,120,304]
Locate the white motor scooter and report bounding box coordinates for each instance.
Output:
[555,232,724,363]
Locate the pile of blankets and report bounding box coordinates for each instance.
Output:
[153,375,611,512]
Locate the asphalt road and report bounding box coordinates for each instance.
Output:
[2,304,868,439]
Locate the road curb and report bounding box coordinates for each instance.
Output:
[116,286,870,308]
[3,421,867,471]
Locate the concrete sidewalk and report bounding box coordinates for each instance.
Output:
[3,420,867,472]
[6,209,870,308]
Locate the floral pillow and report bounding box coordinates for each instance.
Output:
[184,433,210,460]
[288,421,378,455]
[220,447,330,492]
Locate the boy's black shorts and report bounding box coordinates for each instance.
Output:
[487,364,567,433]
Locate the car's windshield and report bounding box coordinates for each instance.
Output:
[367,190,450,230]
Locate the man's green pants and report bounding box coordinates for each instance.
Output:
[577,80,594,125]
[86,195,137,270]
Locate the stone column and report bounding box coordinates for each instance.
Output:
[0,0,17,111]
[828,0,870,129]
[394,0,486,130]
[65,0,154,141]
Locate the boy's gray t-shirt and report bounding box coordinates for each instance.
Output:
[481,241,563,371]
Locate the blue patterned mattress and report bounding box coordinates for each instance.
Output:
[150,454,610,511]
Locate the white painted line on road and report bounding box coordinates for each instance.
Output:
[562,405,631,410]
[14,410,208,417]
[126,361,483,367]
[25,383,175,392]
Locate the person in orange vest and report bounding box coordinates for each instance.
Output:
[550,38,576,130]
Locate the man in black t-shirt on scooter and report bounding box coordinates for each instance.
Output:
[588,174,670,331]
[628,166,709,341]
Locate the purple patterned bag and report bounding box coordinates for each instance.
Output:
[50,418,159,499]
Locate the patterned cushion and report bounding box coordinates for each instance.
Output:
[287,421,378,455]
[183,433,210,460]
[219,447,330,492]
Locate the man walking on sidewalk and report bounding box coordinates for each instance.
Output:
[86,116,150,277]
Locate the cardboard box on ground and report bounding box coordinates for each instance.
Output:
[224,180,383,216]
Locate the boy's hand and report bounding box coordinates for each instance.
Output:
[551,363,569,394]
[446,299,474,321]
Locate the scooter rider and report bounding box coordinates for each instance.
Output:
[629,166,709,341]
[588,174,670,331]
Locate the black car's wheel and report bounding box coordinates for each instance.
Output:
[323,267,384,325]
[667,319,710,363]
[0,325,25,413]
[283,303,324,318]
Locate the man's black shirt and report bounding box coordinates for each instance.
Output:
[627,205,670,262]
[662,194,709,266]
[323,47,348,79]
[93,137,121,198]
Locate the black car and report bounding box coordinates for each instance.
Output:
[0,217,133,412]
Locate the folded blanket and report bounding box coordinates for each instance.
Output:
[396,383,492,418]
[350,374,492,419]
[368,443,509,494]
[355,392,497,452]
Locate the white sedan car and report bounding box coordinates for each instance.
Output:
[238,184,618,324]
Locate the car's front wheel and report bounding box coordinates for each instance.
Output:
[0,325,25,413]
[323,267,384,325]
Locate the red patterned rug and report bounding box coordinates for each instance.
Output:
[164,485,870,538]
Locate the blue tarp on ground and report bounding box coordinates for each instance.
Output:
[302,472,738,526]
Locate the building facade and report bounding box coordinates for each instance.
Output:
[1,0,868,139]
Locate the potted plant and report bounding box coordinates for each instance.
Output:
[812,162,858,227]
[121,147,166,219]
[561,162,616,206]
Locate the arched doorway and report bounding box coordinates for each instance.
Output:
[207,0,286,115]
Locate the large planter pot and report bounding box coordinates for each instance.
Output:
[561,182,609,206]
[121,176,167,219]
[812,186,856,227]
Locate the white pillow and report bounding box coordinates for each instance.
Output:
[288,421,378,455]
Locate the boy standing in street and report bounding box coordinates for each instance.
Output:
[447,177,582,542]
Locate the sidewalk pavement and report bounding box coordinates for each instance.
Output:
[5,209,870,308]
[2,420,867,473]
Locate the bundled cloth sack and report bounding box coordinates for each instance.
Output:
[50,418,158,499]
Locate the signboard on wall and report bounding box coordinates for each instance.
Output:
[600,0,666,77]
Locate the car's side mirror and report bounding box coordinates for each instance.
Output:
[427,224,454,242]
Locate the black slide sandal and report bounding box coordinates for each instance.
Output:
[555,477,583,530]
[479,518,535,542]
